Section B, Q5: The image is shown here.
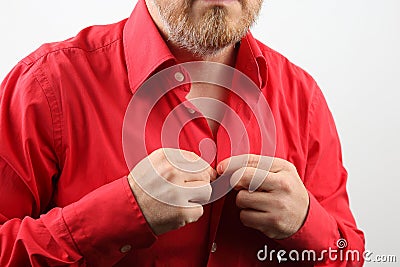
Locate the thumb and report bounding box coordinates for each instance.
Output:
[217,155,254,175]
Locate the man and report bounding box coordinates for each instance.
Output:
[0,0,364,266]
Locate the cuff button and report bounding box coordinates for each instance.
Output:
[120,244,132,253]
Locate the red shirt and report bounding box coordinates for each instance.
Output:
[0,0,364,266]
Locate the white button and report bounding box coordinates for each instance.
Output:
[211,242,217,253]
[187,107,196,114]
[174,72,185,82]
[120,244,132,253]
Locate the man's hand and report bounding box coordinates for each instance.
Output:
[128,148,215,236]
[217,154,309,240]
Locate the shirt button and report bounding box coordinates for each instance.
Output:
[211,242,217,253]
[120,244,132,253]
[187,107,196,114]
[174,72,185,82]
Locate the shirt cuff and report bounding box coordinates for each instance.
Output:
[62,177,157,266]
[275,191,340,253]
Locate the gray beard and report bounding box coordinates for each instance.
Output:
[154,0,262,57]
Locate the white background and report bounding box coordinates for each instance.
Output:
[0,0,399,265]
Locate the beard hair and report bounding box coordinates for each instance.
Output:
[153,0,262,57]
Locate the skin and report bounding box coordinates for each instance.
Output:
[128,148,216,235]
[217,154,309,239]
[145,0,263,62]
[129,0,310,239]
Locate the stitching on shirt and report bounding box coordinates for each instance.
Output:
[32,67,64,165]
[126,51,174,93]
[23,38,122,67]
[61,204,87,263]
[304,81,320,186]
[24,38,124,168]
[0,155,25,191]
[246,37,257,61]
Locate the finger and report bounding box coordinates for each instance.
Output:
[230,167,280,192]
[239,209,266,232]
[182,205,204,224]
[209,168,218,182]
[235,190,269,211]
[162,148,200,162]
[163,148,213,177]
[183,166,216,183]
[218,154,288,175]
[209,167,218,182]
[230,167,268,192]
[185,181,212,205]
[240,209,284,239]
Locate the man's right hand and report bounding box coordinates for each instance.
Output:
[127,148,215,235]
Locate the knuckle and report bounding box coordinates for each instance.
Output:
[237,189,245,198]
[152,148,162,155]
[244,166,254,177]
[154,148,167,159]
[250,168,262,183]
[162,164,176,181]
[268,214,282,229]
[276,220,287,233]
[285,161,296,172]
[196,206,204,217]
[275,197,289,211]
[277,178,291,192]
[243,167,254,181]
[236,190,247,204]
[188,206,204,222]
[190,151,200,158]
[179,206,204,223]
[176,219,186,229]
[185,151,200,161]
[164,161,174,172]
[200,170,211,182]
[248,154,260,168]
[239,210,249,226]
[274,213,288,231]
[236,191,244,207]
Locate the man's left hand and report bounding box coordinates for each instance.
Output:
[217,155,310,240]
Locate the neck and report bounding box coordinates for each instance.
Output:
[167,42,239,67]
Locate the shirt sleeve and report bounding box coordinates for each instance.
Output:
[275,84,365,266]
[0,62,156,266]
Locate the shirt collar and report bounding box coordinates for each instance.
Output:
[235,32,268,89]
[123,0,268,94]
[123,0,175,94]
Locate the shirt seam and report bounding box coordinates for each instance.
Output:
[61,204,88,264]
[31,66,64,165]
[304,82,320,186]
[23,38,122,67]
